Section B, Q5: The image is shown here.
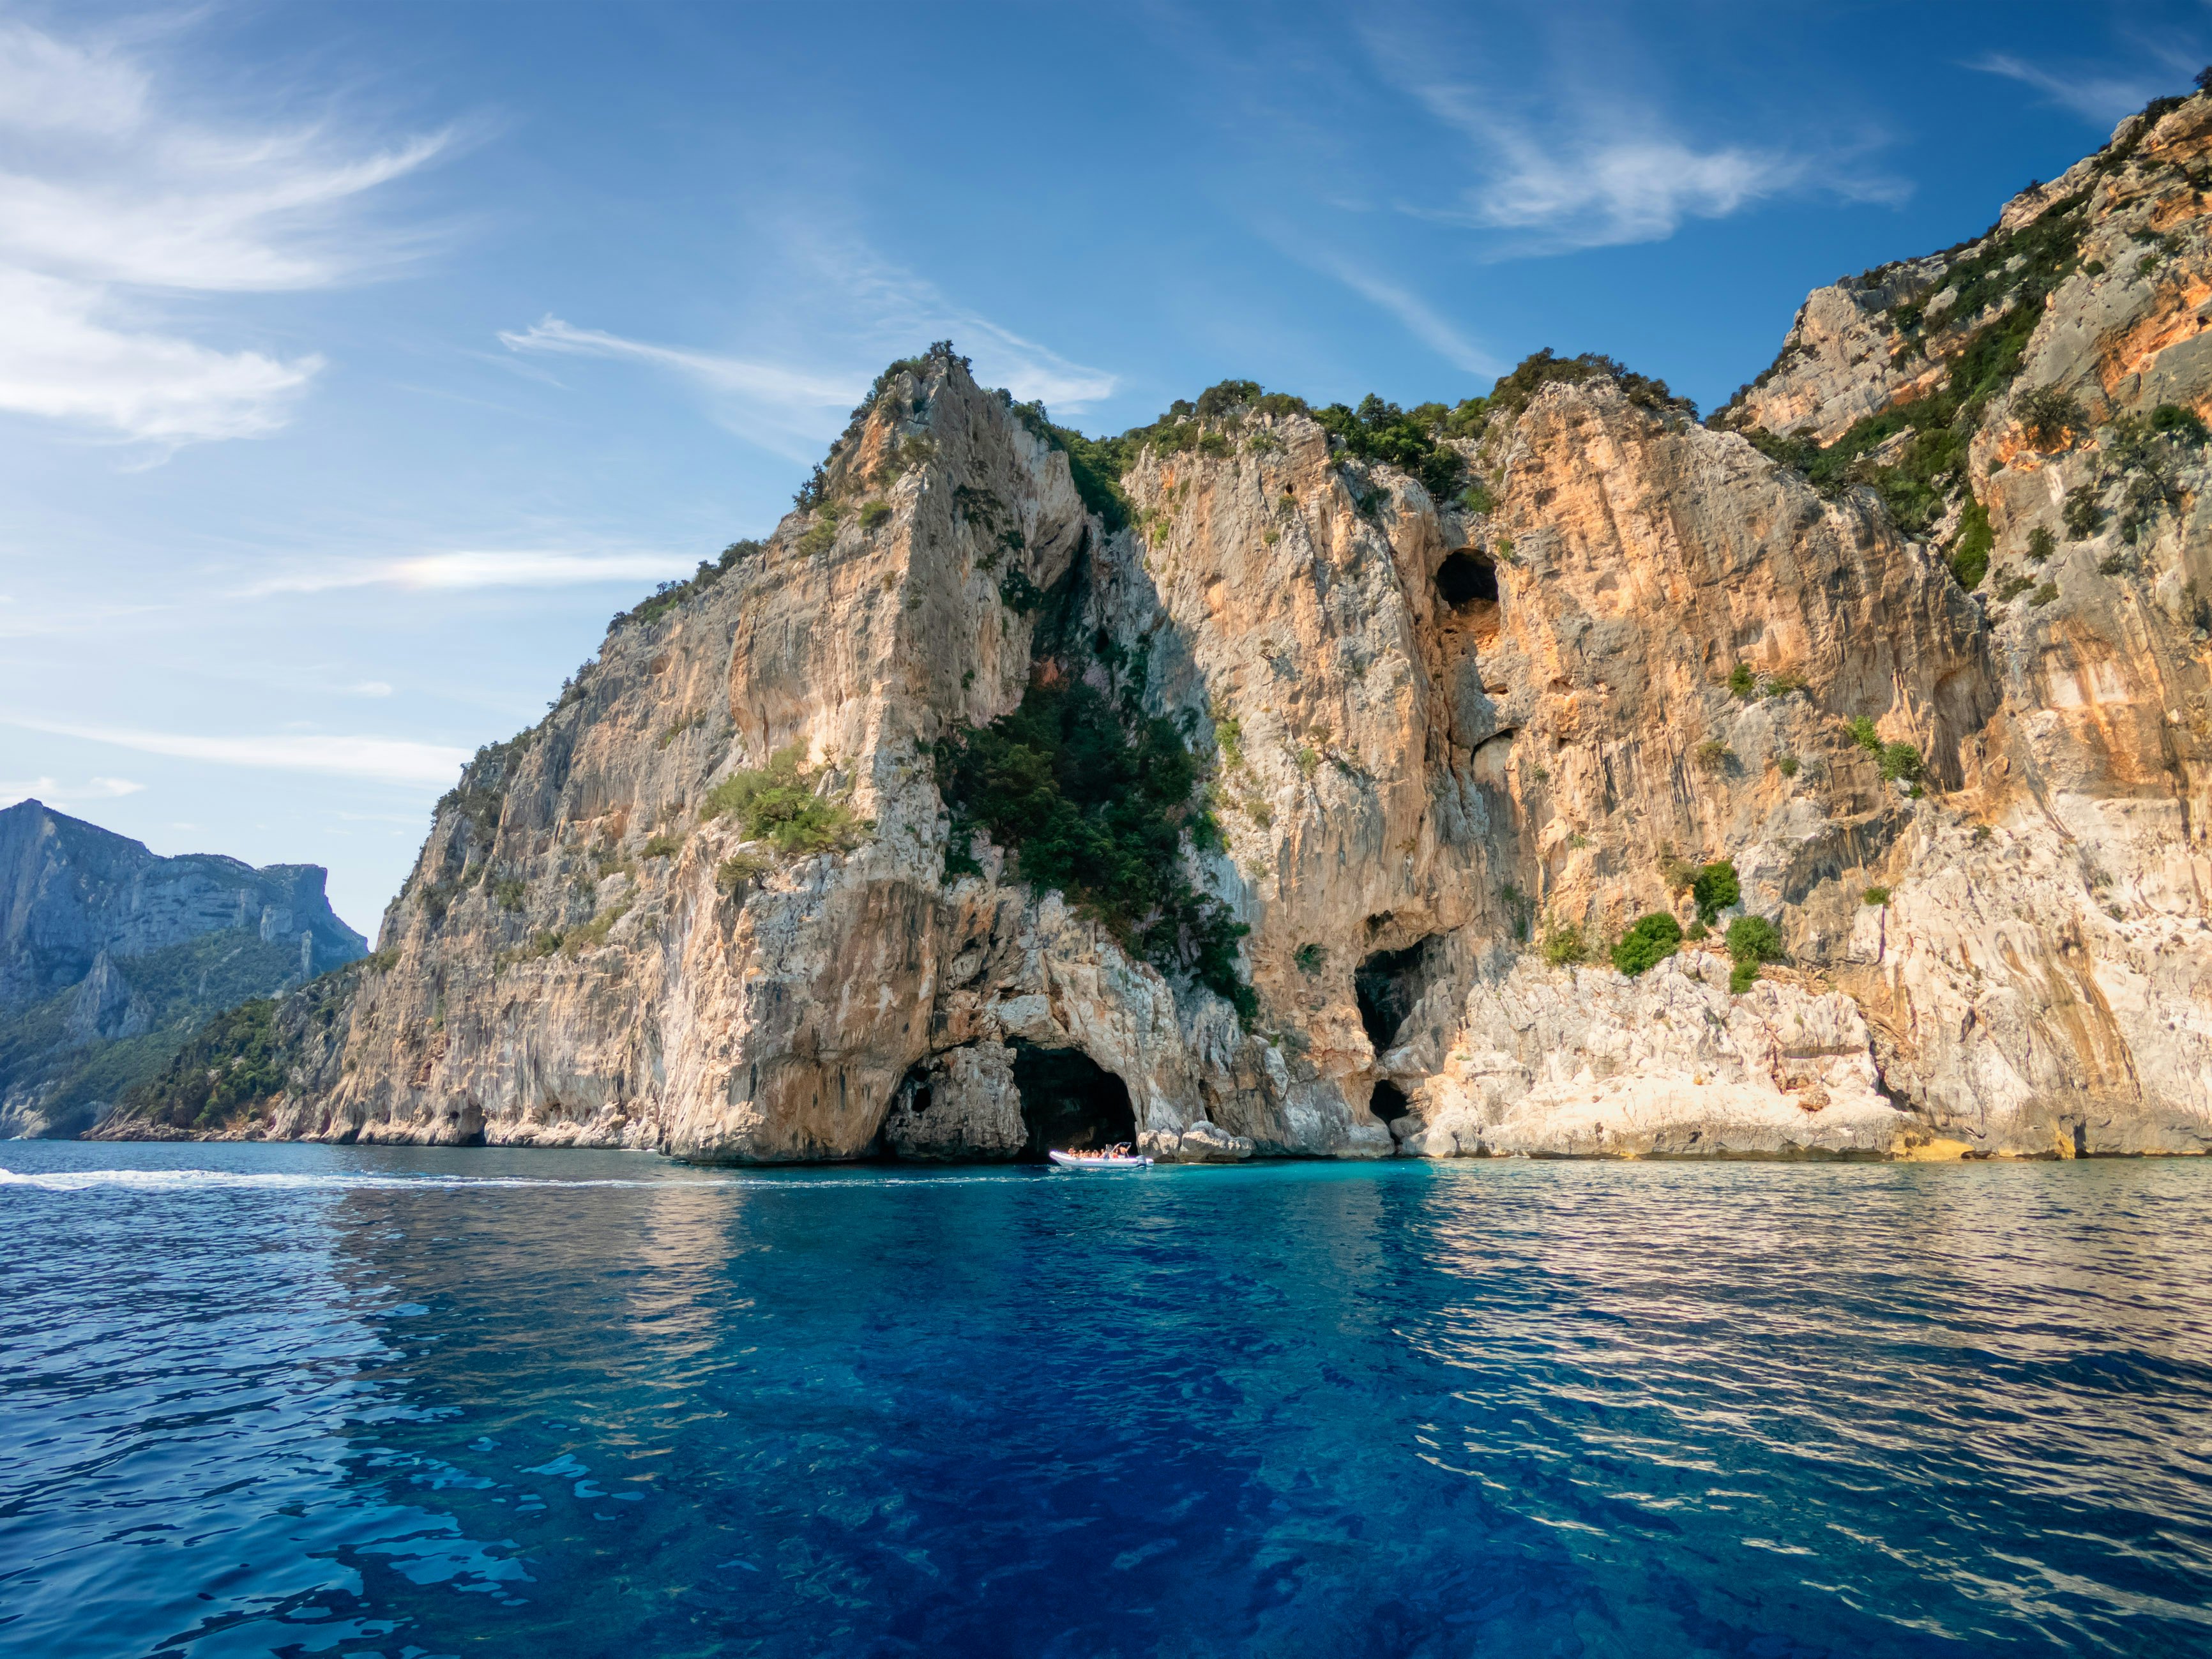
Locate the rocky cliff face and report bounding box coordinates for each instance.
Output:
[0,800,367,1137]
[109,91,2212,1160]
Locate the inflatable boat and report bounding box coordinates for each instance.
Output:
[1047,1148,1153,1170]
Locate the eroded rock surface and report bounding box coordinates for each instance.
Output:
[101,92,2212,1160]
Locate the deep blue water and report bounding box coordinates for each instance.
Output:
[4,1146,2211,1658]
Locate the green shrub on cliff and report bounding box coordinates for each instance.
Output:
[700,746,869,857]
[1692,861,1740,925]
[936,678,1252,1019]
[1611,912,1683,976]
[1725,914,1785,993]
[1877,742,1925,784]
[1950,498,1993,590]
[2014,386,2085,447]
[1540,923,1589,966]
[1489,349,1693,420]
[609,539,764,633]
[2151,402,2209,444]
[2063,483,2104,539]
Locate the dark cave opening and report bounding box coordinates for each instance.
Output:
[1012,1043,1136,1160]
[1437,550,1499,607]
[1369,1079,1411,1124]
[1354,941,1437,1053]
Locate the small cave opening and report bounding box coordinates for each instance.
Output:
[1437,550,1499,608]
[1012,1043,1136,1160]
[1354,939,1439,1054]
[1369,1079,1411,1124]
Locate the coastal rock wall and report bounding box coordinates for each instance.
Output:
[102,91,2212,1160]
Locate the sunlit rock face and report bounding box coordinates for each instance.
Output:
[104,93,2212,1160]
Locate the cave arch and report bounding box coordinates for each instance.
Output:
[1011,1043,1135,1160]
[1369,1079,1411,1124]
[1437,550,1499,607]
[1355,939,1442,1054]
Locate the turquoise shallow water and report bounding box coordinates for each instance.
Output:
[3,1145,2211,1657]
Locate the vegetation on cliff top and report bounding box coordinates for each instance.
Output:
[1004,351,1692,531]
[1718,76,2212,587]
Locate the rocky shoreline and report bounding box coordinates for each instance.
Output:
[92,94,2212,1164]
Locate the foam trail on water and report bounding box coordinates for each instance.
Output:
[0,1167,1023,1194]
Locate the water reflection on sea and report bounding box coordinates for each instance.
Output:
[3,1144,2210,1656]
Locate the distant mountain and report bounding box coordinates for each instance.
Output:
[0,799,366,1137]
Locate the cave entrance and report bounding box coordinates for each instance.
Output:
[1370,1079,1411,1124]
[1012,1043,1135,1160]
[1355,939,1439,1054]
[1437,550,1499,608]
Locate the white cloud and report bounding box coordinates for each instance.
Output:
[244,547,700,597]
[1454,122,1807,247]
[499,317,854,409]
[0,267,321,443]
[1361,29,1902,255]
[0,20,448,450]
[4,716,468,785]
[1970,55,2162,125]
[499,227,1117,455]
[349,681,394,697]
[0,774,144,807]
[790,231,1119,411]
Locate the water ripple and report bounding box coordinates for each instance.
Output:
[2,1144,2209,1656]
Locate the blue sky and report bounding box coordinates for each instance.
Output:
[1,1,2202,934]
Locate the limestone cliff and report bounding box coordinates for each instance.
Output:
[0,799,366,1137]
[106,89,2212,1160]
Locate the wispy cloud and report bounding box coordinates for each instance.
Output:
[1361,26,1902,255]
[4,716,468,785]
[498,317,856,458]
[0,19,451,451]
[1290,244,1499,375]
[498,317,855,409]
[0,595,165,640]
[500,226,1116,455]
[0,774,144,808]
[1970,54,2162,126]
[243,547,701,598]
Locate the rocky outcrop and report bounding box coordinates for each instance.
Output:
[105,87,2212,1161]
[0,800,366,1137]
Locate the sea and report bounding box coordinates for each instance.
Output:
[3,1141,2209,1658]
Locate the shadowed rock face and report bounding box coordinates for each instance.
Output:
[0,800,366,1137]
[103,94,2212,1160]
